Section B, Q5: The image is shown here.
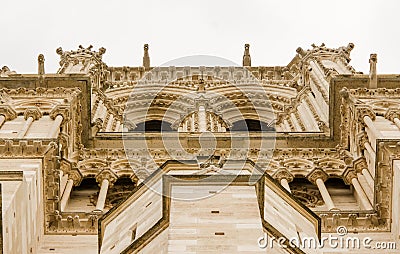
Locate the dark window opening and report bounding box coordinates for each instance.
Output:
[230,119,275,132]
[133,120,174,132]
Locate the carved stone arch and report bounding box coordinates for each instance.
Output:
[111,159,139,183]
[219,110,276,129]
[77,158,108,177]
[13,98,60,113]
[368,99,400,115]
[282,157,315,176]
[315,157,347,176]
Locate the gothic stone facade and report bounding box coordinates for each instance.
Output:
[0,43,399,253]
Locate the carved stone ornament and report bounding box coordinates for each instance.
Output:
[342,167,358,185]
[291,186,324,207]
[23,106,43,120]
[50,104,70,123]
[272,168,294,183]
[95,168,118,187]
[0,105,17,120]
[307,168,329,184]
[384,107,400,122]
[68,168,83,186]
[353,157,368,174]
[356,105,376,123]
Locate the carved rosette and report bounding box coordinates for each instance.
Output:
[0,105,17,120]
[342,167,358,185]
[307,168,329,184]
[272,168,294,183]
[96,169,118,188]
[23,106,43,120]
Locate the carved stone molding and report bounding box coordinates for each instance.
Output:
[356,105,376,123]
[272,168,294,182]
[291,186,324,207]
[0,105,17,120]
[342,167,358,185]
[306,168,329,184]
[68,168,83,186]
[50,104,70,123]
[384,107,400,122]
[96,169,118,187]
[23,106,43,120]
[353,157,368,174]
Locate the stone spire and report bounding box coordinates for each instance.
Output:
[369,53,377,89]
[242,44,251,67]
[143,44,150,71]
[38,54,45,75]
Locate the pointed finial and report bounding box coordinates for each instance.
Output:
[38,54,45,75]
[143,44,150,71]
[369,53,377,88]
[243,44,251,67]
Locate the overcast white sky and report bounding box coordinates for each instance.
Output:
[0,0,399,74]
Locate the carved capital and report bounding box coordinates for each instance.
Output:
[68,168,83,186]
[60,159,73,175]
[50,105,70,123]
[353,157,368,174]
[0,105,17,120]
[24,107,42,120]
[307,168,329,184]
[272,168,294,183]
[384,108,400,122]
[96,169,118,187]
[356,105,376,123]
[342,167,358,185]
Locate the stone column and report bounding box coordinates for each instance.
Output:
[18,107,42,138]
[114,120,121,132]
[18,116,34,138]
[273,168,294,193]
[344,169,373,210]
[393,117,400,130]
[95,179,110,211]
[385,109,400,130]
[60,179,74,211]
[307,169,337,211]
[60,173,69,196]
[0,115,5,128]
[290,113,302,131]
[59,170,82,212]
[0,106,17,128]
[364,141,375,160]
[95,169,117,212]
[49,115,63,138]
[363,115,381,139]
[198,106,207,132]
[357,172,373,201]
[361,168,375,190]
